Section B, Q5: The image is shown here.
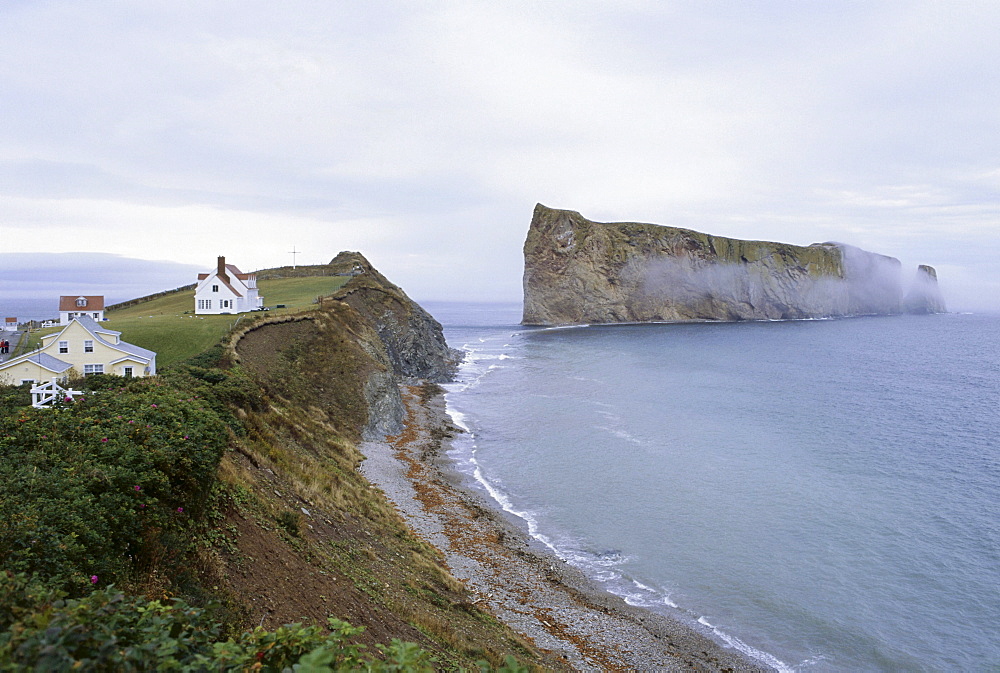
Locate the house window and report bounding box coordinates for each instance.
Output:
[76,297,87,307]
[83,364,104,376]
[84,340,94,353]
[58,341,69,354]
[20,379,34,386]
[123,367,133,378]
[212,285,219,292]
[198,299,212,310]
[92,313,100,319]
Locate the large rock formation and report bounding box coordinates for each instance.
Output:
[523,204,942,325]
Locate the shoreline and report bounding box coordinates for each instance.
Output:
[360,384,770,672]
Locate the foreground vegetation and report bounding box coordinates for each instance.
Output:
[0,574,449,671]
[0,365,531,671]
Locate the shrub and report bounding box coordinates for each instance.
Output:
[0,572,438,671]
[0,375,228,595]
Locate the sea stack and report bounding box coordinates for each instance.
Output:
[522,204,933,326]
[903,265,947,314]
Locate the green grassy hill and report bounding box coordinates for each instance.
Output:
[27,276,349,368]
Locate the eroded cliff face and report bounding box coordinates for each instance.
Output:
[232,252,461,441]
[328,252,462,383]
[232,304,405,441]
[522,204,929,325]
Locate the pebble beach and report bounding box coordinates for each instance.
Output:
[360,385,768,672]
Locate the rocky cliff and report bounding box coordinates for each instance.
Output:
[327,252,462,383]
[233,252,461,440]
[523,204,943,325]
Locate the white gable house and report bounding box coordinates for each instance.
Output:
[195,256,263,315]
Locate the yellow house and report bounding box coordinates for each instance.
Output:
[0,316,156,386]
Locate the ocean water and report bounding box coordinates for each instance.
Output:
[425,302,1000,672]
[0,298,58,324]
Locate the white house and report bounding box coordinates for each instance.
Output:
[59,295,105,325]
[0,315,156,386]
[2,317,17,332]
[194,256,263,315]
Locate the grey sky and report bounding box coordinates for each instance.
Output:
[2,1,999,309]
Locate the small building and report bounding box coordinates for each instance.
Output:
[59,296,105,325]
[0,315,156,386]
[2,318,17,332]
[194,256,263,315]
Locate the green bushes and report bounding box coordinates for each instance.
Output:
[0,573,439,671]
[0,374,229,595]
[0,367,530,671]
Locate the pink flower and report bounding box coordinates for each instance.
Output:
[150,404,157,408]
[139,504,146,509]
[101,438,108,443]
[128,420,134,424]
[177,507,184,513]
[134,485,141,492]
[90,575,98,584]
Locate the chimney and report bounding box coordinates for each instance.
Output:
[217,256,229,283]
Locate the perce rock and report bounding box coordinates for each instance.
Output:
[522,204,945,325]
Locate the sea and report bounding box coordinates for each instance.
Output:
[1,298,61,324]
[425,302,1000,672]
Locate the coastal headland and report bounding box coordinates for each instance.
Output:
[229,252,766,669]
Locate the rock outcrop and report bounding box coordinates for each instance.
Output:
[903,265,947,315]
[327,252,462,383]
[523,204,943,325]
[233,252,461,441]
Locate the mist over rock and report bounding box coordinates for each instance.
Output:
[904,265,947,315]
[522,204,940,325]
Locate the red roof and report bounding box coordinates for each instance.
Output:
[59,296,105,312]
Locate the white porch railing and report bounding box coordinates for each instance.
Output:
[30,378,83,409]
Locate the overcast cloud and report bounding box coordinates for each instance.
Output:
[2,1,999,309]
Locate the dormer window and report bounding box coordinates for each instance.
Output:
[75,297,87,307]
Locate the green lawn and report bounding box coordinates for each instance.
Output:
[25,276,350,368]
[257,276,349,309]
